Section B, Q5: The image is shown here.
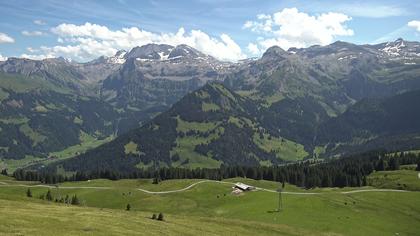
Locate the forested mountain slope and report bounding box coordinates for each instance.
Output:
[48,82,309,172]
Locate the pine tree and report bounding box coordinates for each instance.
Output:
[26,188,32,198]
[376,159,387,171]
[46,190,53,201]
[157,213,164,221]
[126,204,131,211]
[152,214,157,220]
[389,158,400,170]
[71,195,80,205]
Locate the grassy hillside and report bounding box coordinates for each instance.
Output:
[0,73,121,160]
[367,170,420,191]
[0,134,114,173]
[0,199,302,236]
[50,82,308,173]
[1,176,419,235]
[318,90,420,156]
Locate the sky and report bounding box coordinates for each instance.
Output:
[0,0,420,62]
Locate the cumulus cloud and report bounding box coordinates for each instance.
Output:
[408,20,420,32]
[22,30,44,36]
[0,32,15,43]
[243,14,273,33]
[0,53,7,61]
[33,20,46,25]
[23,22,245,62]
[247,43,261,55]
[243,8,354,54]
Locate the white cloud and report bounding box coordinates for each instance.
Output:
[21,53,52,60]
[247,43,261,55]
[23,22,245,62]
[0,53,7,61]
[33,20,46,25]
[408,20,420,32]
[22,30,44,36]
[243,14,273,34]
[243,8,354,54]
[0,32,15,43]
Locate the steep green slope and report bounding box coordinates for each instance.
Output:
[225,41,420,149]
[318,89,420,156]
[0,58,91,94]
[0,73,120,161]
[49,83,308,173]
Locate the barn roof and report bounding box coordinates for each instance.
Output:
[235,182,255,190]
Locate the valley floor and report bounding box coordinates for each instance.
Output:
[0,171,420,235]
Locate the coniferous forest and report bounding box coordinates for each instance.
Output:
[11,150,419,189]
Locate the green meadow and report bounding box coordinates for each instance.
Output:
[0,170,419,235]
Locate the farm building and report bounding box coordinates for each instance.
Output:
[234,182,256,191]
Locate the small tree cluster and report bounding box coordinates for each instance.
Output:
[35,191,81,205]
[1,169,8,176]
[71,195,80,205]
[151,213,164,221]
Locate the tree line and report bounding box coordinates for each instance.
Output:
[11,150,420,189]
[26,188,81,205]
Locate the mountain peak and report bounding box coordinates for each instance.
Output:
[114,50,127,58]
[261,46,288,60]
[168,44,208,60]
[395,38,404,43]
[88,50,127,64]
[125,44,173,60]
[380,38,408,56]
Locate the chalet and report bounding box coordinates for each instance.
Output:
[234,182,256,191]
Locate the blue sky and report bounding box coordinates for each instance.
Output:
[0,0,419,61]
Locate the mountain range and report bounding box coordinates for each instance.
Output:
[1,38,420,172]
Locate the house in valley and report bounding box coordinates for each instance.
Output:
[233,182,256,191]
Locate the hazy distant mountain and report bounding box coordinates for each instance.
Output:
[1,39,420,170]
[98,44,235,131]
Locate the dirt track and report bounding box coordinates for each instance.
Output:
[0,179,413,195]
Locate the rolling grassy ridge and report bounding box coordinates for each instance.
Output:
[0,199,304,236]
[1,171,419,235]
[368,169,420,191]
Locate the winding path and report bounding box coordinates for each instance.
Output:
[0,179,414,195]
[136,180,233,194]
[341,189,409,194]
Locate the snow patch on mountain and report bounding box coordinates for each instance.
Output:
[107,50,127,64]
